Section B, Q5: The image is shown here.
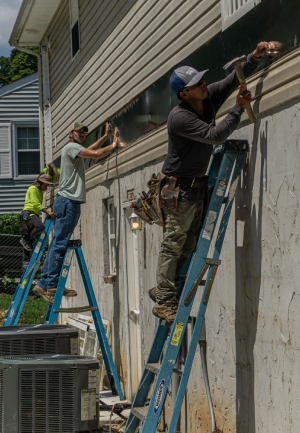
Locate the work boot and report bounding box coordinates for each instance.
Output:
[148,286,158,302]
[47,288,77,297]
[32,285,53,304]
[152,296,179,323]
[20,237,33,251]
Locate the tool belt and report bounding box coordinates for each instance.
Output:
[160,176,180,211]
[19,210,38,236]
[132,173,166,226]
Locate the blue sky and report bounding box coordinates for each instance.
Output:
[0,0,23,58]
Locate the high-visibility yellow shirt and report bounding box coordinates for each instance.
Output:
[23,186,44,216]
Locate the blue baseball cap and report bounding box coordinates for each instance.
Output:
[170,66,209,95]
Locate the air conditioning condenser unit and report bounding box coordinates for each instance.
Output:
[0,354,100,433]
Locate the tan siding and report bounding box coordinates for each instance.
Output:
[48,0,221,156]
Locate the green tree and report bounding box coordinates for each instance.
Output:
[0,47,38,87]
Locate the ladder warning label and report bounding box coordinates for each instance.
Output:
[40,233,45,239]
[21,279,27,289]
[64,249,73,266]
[61,267,68,278]
[81,389,96,420]
[171,322,184,346]
[34,241,42,253]
[202,210,217,240]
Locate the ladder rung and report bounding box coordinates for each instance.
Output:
[146,363,182,376]
[146,363,161,374]
[178,275,206,286]
[53,306,98,313]
[132,407,148,421]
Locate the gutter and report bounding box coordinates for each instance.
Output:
[13,42,44,171]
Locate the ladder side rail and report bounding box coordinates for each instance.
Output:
[168,150,246,432]
[75,246,124,400]
[47,247,75,325]
[45,304,52,323]
[139,151,237,432]
[4,219,54,326]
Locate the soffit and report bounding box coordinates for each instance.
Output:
[9,0,62,46]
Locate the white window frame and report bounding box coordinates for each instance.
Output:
[12,122,40,179]
[221,0,259,31]
[0,123,12,179]
[107,198,116,275]
[69,0,81,60]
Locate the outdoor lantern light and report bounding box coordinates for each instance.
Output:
[129,211,142,230]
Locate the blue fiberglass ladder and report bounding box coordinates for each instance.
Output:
[2,223,124,399]
[124,139,249,433]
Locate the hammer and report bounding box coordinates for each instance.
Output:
[223,55,257,123]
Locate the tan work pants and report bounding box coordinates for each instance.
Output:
[156,200,204,303]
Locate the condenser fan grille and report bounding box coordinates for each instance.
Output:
[0,338,57,356]
[21,369,74,433]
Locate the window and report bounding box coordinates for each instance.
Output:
[70,0,80,58]
[17,127,40,175]
[221,0,258,31]
[107,198,116,274]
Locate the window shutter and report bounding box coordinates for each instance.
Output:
[0,124,12,178]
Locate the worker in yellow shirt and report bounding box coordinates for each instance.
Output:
[40,162,61,183]
[19,174,56,256]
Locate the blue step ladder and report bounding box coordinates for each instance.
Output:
[3,218,54,327]
[124,139,249,433]
[45,238,124,398]
[3,224,124,399]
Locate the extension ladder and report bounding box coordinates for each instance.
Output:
[3,222,124,399]
[124,139,249,433]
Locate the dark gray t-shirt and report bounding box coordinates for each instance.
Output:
[162,53,260,203]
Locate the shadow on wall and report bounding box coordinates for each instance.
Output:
[234,118,267,431]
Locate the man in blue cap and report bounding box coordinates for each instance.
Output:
[151,41,272,322]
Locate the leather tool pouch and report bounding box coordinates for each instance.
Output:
[159,176,179,211]
[133,172,166,227]
[19,211,32,236]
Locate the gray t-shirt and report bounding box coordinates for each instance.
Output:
[58,142,86,203]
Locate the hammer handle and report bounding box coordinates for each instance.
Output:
[235,66,257,124]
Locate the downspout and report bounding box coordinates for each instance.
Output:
[13,42,44,170]
[121,204,133,401]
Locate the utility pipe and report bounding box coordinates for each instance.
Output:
[121,203,132,401]
[13,42,44,171]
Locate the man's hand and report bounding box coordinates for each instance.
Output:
[47,211,56,220]
[113,127,127,149]
[252,41,282,58]
[105,121,113,137]
[112,127,120,149]
[236,85,252,109]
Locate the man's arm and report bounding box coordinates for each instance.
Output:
[172,86,251,145]
[87,121,113,151]
[78,140,118,159]
[209,42,270,113]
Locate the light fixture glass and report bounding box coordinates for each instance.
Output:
[129,211,142,230]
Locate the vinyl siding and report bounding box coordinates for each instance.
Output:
[0,74,39,214]
[0,180,32,214]
[48,0,221,156]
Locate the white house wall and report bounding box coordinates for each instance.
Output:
[47,0,221,156]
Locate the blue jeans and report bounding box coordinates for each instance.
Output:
[38,195,81,289]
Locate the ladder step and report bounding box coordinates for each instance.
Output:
[146,363,161,374]
[132,407,148,421]
[53,306,98,313]
[178,275,205,286]
[146,363,182,376]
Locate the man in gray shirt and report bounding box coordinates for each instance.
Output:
[34,121,119,303]
[151,41,273,322]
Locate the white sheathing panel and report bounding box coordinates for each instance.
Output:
[0,124,11,178]
[49,0,221,155]
[221,0,255,30]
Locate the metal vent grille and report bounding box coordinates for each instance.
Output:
[0,369,3,433]
[21,369,74,433]
[0,338,57,356]
[224,0,250,18]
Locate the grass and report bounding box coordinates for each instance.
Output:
[0,294,49,324]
